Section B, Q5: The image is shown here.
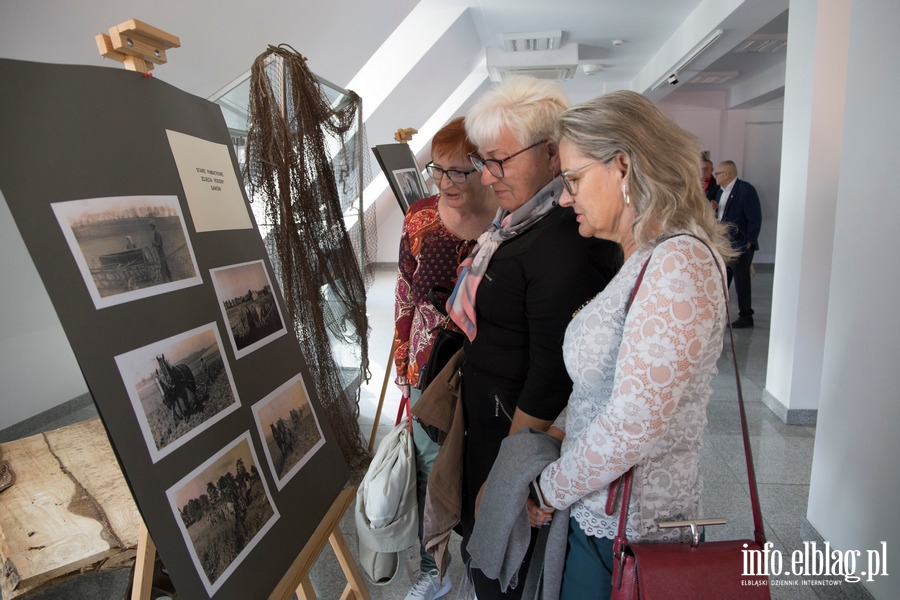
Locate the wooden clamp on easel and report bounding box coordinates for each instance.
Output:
[393,128,418,144]
[95,19,181,74]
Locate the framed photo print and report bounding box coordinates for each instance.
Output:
[166,432,279,596]
[210,260,288,359]
[115,322,241,463]
[51,194,202,309]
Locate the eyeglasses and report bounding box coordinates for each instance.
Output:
[713,171,727,177]
[425,162,476,184]
[468,139,547,179]
[560,161,601,196]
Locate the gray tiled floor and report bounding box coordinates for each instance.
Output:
[3,264,857,599]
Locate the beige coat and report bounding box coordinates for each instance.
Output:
[411,348,465,577]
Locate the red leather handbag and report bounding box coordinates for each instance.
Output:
[608,237,771,600]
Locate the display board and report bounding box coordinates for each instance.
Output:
[0,58,349,600]
[372,143,428,214]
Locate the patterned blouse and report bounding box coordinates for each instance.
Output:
[541,235,728,543]
[394,195,476,388]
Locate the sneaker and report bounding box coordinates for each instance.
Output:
[404,568,451,600]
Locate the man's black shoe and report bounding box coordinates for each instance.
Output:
[732,317,754,329]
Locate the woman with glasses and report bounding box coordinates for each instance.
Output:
[447,76,622,600]
[393,116,497,600]
[526,91,736,599]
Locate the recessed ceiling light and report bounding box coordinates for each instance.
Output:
[612,39,625,46]
[690,71,740,84]
[733,34,787,53]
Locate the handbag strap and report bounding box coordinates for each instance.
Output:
[395,393,412,433]
[610,235,767,551]
[428,285,454,317]
[604,255,651,518]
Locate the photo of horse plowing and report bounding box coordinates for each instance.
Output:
[116,323,241,463]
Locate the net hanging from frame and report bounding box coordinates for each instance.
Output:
[243,44,372,474]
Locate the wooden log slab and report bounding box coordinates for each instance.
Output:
[0,418,142,599]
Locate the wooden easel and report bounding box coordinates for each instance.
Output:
[369,339,397,452]
[131,487,370,600]
[91,22,369,599]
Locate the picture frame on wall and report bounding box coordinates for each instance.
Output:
[372,143,429,214]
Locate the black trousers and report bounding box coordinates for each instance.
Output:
[726,248,755,317]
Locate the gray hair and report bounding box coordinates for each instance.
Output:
[555,90,735,259]
[465,75,570,149]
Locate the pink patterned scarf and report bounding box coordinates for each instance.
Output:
[447,178,563,341]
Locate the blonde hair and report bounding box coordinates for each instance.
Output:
[555,90,735,259]
[465,75,570,149]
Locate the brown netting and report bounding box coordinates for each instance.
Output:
[243,44,372,477]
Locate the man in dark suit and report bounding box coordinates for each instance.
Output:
[715,161,762,328]
[702,158,720,211]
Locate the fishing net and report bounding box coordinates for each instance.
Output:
[244,44,373,476]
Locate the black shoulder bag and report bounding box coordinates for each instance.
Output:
[416,285,465,392]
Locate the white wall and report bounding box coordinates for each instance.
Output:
[741,120,782,264]
[765,0,849,417]
[807,0,900,597]
[0,193,88,429]
[659,91,783,264]
[658,90,728,163]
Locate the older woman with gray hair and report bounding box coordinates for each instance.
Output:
[447,76,622,600]
[528,90,736,599]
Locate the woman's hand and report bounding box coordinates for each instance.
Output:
[476,480,555,527]
[526,496,555,527]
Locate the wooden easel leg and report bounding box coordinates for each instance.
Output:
[295,574,316,600]
[329,527,369,600]
[131,522,155,600]
[269,487,371,600]
[368,339,398,452]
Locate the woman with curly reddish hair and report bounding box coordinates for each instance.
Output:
[393,116,497,600]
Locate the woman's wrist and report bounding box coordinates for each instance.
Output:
[529,473,552,511]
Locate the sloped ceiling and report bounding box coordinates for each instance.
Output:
[1,0,787,110]
[0,0,789,246]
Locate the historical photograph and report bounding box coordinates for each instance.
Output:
[392,167,428,211]
[167,433,279,596]
[252,373,325,490]
[51,194,202,309]
[115,323,241,463]
[210,260,288,359]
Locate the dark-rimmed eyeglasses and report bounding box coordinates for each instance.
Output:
[425,162,477,184]
[560,161,601,196]
[468,139,547,179]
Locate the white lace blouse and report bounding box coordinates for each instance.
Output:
[540,235,727,542]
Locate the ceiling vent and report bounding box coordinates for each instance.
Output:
[502,30,563,52]
[690,71,740,84]
[487,43,579,82]
[732,34,787,53]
